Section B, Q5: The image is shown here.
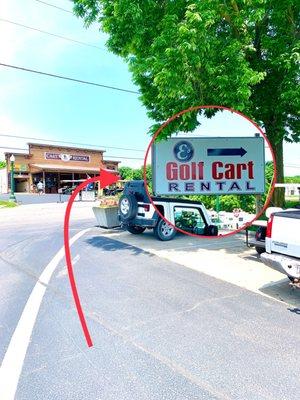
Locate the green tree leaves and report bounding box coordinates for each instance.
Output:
[118,165,152,181]
[73,0,299,140]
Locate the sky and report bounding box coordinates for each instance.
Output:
[0,0,299,176]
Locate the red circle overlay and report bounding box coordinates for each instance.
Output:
[143,105,277,239]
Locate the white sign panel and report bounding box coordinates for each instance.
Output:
[44,152,90,162]
[81,190,96,201]
[152,137,265,195]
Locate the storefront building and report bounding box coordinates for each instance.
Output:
[5,143,119,193]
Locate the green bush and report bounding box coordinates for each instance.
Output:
[285,200,300,208]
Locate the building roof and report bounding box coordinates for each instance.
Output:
[4,151,29,156]
[28,142,106,153]
[275,183,300,188]
[104,159,121,164]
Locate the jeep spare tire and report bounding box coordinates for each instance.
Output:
[204,224,218,236]
[119,194,138,221]
[154,218,177,241]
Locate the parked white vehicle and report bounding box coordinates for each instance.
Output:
[260,209,300,287]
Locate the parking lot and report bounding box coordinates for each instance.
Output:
[1,202,300,399]
[100,227,300,307]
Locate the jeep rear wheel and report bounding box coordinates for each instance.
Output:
[126,226,146,234]
[154,218,176,241]
[119,194,138,221]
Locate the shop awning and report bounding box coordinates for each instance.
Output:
[30,164,119,174]
[30,163,101,173]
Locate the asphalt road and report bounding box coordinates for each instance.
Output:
[1,214,300,399]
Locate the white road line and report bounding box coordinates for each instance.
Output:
[57,254,81,278]
[0,228,91,400]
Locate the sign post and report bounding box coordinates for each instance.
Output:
[152,136,265,196]
[216,195,220,223]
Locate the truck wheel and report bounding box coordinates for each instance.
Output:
[119,194,138,221]
[154,218,176,241]
[255,246,265,255]
[126,226,146,234]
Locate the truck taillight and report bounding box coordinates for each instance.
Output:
[143,204,150,212]
[266,215,274,238]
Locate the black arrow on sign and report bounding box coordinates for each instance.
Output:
[207,147,247,157]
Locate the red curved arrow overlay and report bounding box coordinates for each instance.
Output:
[64,169,119,347]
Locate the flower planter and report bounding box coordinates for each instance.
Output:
[92,206,120,228]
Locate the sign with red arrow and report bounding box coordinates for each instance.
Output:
[63,169,119,347]
[152,136,265,195]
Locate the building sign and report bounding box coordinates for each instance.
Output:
[152,137,265,195]
[44,152,90,162]
[81,190,96,201]
[15,163,28,172]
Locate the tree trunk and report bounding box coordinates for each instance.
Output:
[267,133,285,207]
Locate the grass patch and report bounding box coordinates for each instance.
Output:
[0,200,18,208]
[285,200,300,208]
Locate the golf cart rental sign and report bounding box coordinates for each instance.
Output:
[152,137,265,195]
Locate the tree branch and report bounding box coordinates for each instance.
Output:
[230,0,239,14]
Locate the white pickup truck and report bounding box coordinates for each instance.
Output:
[260,210,300,288]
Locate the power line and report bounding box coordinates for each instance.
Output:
[0,17,105,51]
[34,0,73,13]
[99,155,144,160]
[0,145,144,160]
[0,134,144,152]
[0,63,139,94]
[0,146,28,152]
[0,145,297,164]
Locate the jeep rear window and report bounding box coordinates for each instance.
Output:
[174,206,207,234]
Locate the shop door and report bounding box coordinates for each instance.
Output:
[45,172,58,193]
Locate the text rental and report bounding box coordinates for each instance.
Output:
[165,161,256,193]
